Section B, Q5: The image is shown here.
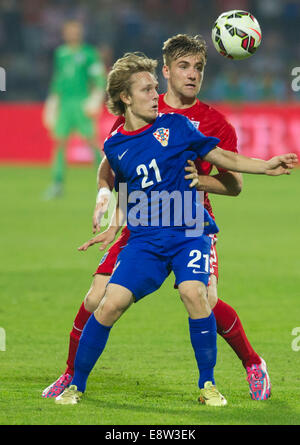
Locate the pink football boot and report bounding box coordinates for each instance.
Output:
[246,357,271,400]
[42,373,73,398]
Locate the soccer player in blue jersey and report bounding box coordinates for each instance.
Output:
[55,53,297,406]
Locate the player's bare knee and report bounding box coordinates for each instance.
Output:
[94,286,132,325]
[84,290,100,313]
[179,282,209,315]
[207,275,218,309]
[84,274,110,313]
[94,295,119,324]
[180,282,206,301]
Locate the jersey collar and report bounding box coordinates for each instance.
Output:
[118,121,156,136]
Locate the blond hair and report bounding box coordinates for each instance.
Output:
[106,52,158,116]
[162,34,207,66]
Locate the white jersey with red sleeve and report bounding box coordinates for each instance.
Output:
[158,94,238,219]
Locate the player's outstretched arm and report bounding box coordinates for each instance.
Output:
[81,193,125,251]
[78,227,117,252]
[93,156,115,233]
[97,156,115,191]
[203,147,298,176]
[264,154,299,175]
[185,160,243,196]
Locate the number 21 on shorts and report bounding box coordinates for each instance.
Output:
[187,250,210,274]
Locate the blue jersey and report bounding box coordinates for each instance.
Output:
[104,113,220,236]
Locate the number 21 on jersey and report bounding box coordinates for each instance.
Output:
[136,158,162,189]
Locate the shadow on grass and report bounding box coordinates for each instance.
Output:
[82,396,299,425]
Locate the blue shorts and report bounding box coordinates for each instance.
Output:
[108,229,212,301]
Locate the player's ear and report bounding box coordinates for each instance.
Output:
[120,91,131,106]
[162,64,170,80]
[201,67,205,82]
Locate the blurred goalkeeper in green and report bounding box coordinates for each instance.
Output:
[42,20,106,199]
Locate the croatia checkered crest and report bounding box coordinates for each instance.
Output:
[153,128,170,147]
[212,10,262,60]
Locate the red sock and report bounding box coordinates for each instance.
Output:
[212,299,261,368]
[65,302,92,376]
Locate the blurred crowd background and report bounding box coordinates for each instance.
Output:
[0,0,299,102]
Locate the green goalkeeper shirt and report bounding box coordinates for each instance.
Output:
[49,44,106,101]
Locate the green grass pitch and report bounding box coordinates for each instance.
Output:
[0,165,299,425]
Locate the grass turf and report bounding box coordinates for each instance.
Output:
[0,165,299,425]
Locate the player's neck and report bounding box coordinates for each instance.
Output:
[67,42,82,50]
[123,113,155,132]
[164,90,197,109]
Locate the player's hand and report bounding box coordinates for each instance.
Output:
[184,160,199,188]
[265,153,298,176]
[92,196,110,233]
[78,227,117,252]
[83,90,104,118]
[42,95,59,131]
[83,105,99,119]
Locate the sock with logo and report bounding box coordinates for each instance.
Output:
[71,314,111,392]
[189,312,217,389]
[65,302,92,376]
[213,298,261,368]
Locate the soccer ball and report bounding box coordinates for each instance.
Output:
[212,10,262,60]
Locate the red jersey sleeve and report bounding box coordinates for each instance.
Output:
[214,120,238,173]
[109,115,125,134]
